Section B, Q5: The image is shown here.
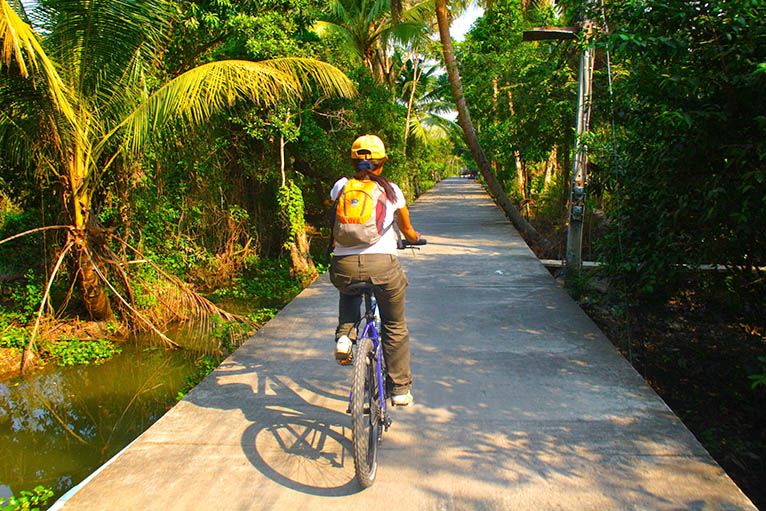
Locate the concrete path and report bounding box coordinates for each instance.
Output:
[53,179,756,510]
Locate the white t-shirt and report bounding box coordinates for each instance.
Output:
[330,177,406,256]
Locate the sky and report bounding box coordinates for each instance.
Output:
[450,5,485,42]
[442,5,485,120]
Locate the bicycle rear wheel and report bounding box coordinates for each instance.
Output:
[351,337,381,488]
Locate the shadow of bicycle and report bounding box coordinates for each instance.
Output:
[192,355,363,496]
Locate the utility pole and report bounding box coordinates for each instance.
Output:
[523,19,595,278]
[566,21,595,277]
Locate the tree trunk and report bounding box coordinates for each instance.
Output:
[434,0,542,245]
[68,150,113,321]
[76,229,113,320]
[403,56,422,155]
[515,152,526,200]
[490,77,501,185]
[289,228,317,280]
[280,181,317,280]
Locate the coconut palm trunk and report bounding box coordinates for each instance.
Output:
[68,144,114,319]
[434,0,541,245]
[403,56,422,154]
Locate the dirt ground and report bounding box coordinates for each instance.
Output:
[578,285,766,510]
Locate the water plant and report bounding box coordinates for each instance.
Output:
[0,486,53,511]
[46,338,122,367]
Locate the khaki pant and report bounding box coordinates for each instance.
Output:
[329,254,412,394]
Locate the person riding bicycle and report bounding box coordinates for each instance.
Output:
[329,134,422,407]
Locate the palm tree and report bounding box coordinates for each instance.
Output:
[395,54,454,152]
[432,0,541,244]
[0,0,355,326]
[314,0,431,87]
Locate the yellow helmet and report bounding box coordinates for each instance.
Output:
[351,134,387,160]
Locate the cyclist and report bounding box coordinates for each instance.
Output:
[329,134,422,407]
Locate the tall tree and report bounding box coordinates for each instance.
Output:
[395,54,454,153]
[433,0,541,244]
[314,0,430,87]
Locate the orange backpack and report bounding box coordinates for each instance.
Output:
[332,179,393,247]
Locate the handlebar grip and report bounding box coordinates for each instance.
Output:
[397,238,427,249]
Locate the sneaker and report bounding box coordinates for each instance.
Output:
[391,391,413,407]
[334,335,352,365]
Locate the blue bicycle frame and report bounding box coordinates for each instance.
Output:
[349,295,387,421]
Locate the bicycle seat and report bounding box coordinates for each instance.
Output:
[343,281,375,295]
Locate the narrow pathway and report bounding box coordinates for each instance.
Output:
[53,178,756,510]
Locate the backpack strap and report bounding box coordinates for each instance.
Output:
[379,219,395,238]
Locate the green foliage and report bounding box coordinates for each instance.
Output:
[176,354,222,400]
[208,316,250,353]
[0,315,28,349]
[0,271,43,349]
[46,338,122,366]
[9,271,43,321]
[0,486,53,511]
[278,180,306,249]
[462,1,576,165]
[593,0,766,311]
[211,256,304,305]
[458,0,577,222]
[168,0,321,67]
[0,208,47,277]
[249,307,278,324]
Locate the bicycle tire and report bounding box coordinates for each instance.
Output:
[351,337,381,488]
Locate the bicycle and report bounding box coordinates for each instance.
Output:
[344,238,426,488]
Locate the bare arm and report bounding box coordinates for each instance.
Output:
[395,205,421,243]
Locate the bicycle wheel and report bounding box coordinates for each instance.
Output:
[351,336,381,488]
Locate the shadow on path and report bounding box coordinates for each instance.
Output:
[186,354,361,497]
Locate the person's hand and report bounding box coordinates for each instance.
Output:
[404,231,420,243]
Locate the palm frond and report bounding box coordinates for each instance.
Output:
[0,74,74,175]
[366,0,393,26]
[312,20,364,60]
[422,112,457,135]
[400,0,435,24]
[325,0,349,22]
[0,0,76,124]
[264,57,357,99]
[104,58,356,155]
[37,0,171,98]
[382,20,430,46]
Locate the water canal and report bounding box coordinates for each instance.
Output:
[0,324,231,505]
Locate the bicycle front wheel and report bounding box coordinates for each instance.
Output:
[351,337,381,488]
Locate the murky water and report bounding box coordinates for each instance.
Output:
[0,328,216,504]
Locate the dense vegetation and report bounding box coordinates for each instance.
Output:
[0,0,457,366]
[1,0,764,507]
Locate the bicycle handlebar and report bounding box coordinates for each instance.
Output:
[397,237,427,250]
